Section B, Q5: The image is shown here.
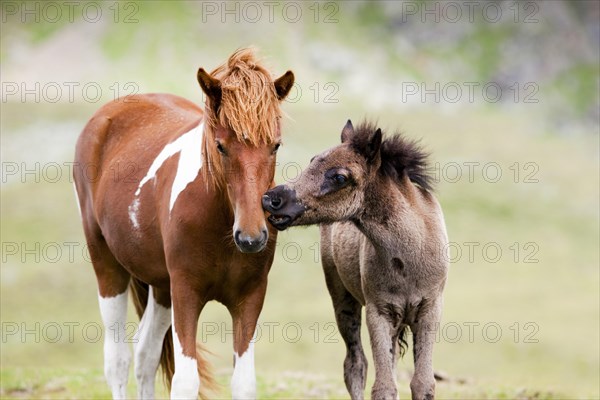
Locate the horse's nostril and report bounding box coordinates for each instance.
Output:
[271,197,282,209]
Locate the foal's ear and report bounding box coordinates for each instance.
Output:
[274,70,295,100]
[354,127,382,163]
[341,120,354,143]
[197,68,222,111]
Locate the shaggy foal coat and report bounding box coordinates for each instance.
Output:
[263,120,449,400]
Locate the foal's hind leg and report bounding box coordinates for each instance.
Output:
[365,302,398,400]
[322,255,367,400]
[409,299,442,400]
[86,229,132,399]
[134,286,172,399]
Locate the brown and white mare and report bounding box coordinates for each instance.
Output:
[73,49,294,399]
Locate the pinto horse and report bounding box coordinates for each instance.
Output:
[73,49,294,399]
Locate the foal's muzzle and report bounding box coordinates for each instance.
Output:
[262,185,305,231]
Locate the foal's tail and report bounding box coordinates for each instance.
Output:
[129,277,218,399]
[398,325,409,358]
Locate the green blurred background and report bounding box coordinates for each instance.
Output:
[1,1,598,398]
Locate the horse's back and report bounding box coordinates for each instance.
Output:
[73,94,204,284]
[75,93,202,175]
[75,93,203,202]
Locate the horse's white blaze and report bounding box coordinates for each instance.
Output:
[98,290,131,400]
[128,122,204,229]
[170,308,200,399]
[134,287,172,399]
[231,336,256,399]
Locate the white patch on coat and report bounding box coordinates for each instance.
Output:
[73,182,82,217]
[128,197,141,230]
[133,287,172,399]
[231,335,256,399]
[98,290,131,399]
[128,122,204,229]
[170,308,200,399]
[168,124,204,212]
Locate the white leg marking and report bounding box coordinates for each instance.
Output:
[128,122,204,229]
[134,287,172,399]
[170,308,200,399]
[98,290,131,399]
[231,335,256,400]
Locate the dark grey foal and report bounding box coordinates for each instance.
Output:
[263,120,449,400]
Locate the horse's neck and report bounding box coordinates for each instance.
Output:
[185,177,234,227]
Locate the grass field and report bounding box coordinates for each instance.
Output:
[2,1,599,397]
[1,101,598,398]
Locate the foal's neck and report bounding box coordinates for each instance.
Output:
[354,174,425,258]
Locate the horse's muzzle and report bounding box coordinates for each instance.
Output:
[262,185,305,231]
[234,229,268,253]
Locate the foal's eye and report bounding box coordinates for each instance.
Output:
[333,174,348,185]
[216,142,227,155]
[272,143,281,155]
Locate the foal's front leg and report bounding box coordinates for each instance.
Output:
[366,303,398,400]
[322,257,367,400]
[409,299,442,400]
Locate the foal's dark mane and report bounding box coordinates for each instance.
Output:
[355,121,433,192]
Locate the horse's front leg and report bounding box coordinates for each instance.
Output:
[365,302,398,400]
[229,282,267,400]
[409,299,442,400]
[170,277,203,399]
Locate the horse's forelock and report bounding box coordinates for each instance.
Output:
[202,48,282,187]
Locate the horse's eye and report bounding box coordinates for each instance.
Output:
[272,143,281,155]
[333,174,347,185]
[216,141,227,155]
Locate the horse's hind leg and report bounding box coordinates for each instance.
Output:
[321,250,367,400]
[85,225,132,399]
[133,285,172,399]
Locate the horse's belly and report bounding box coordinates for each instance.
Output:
[97,192,170,287]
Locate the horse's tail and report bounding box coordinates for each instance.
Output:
[129,277,218,399]
[195,342,219,399]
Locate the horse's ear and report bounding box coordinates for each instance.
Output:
[197,68,222,111]
[274,70,295,100]
[341,120,354,143]
[353,127,382,163]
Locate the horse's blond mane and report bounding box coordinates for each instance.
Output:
[202,48,282,187]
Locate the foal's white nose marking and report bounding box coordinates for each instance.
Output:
[128,122,204,229]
